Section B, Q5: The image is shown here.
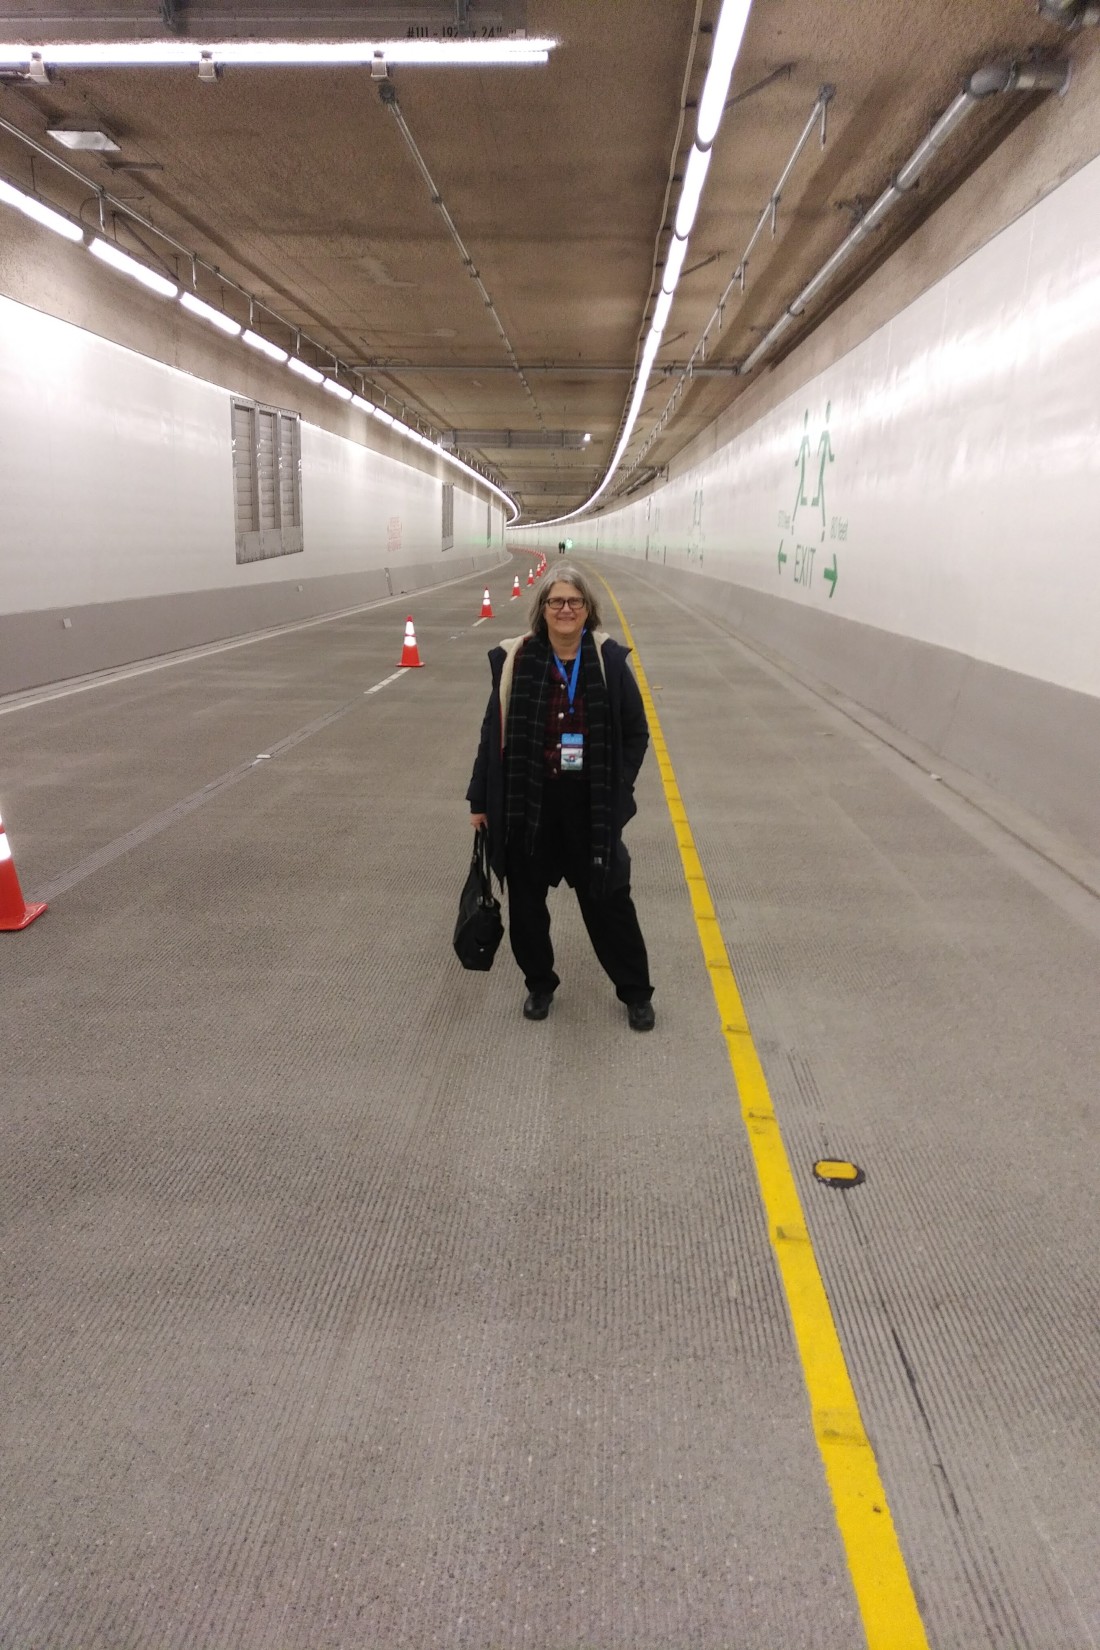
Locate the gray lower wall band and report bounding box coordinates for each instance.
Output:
[612,558,1100,863]
[0,552,507,696]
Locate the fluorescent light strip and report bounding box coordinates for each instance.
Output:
[89,236,178,297]
[674,144,712,240]
[0,176,83,241]
[0,39,555,69]
[662,232,689,294]
[696,0,754,147]
[241,328,288,363]
[180,290,241,335]
[652,289,673,334]
[287,356,324,384]
[322,378,353,400]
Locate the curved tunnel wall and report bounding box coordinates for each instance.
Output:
[522,142,1100,861]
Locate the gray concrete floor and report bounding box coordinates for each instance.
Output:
[1,559,1097,1649]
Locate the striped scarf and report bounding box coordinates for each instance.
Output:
[505,632,613,892]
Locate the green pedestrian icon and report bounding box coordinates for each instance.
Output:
[812,401,835,542]
[792,410,812,526]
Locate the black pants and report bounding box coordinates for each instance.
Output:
[505,782,653,1005]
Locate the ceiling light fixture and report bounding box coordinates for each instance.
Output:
[89,236,178,297]
[0,39,556,71]
[652,289,674,333]
[696,0,754,146]
[179,290,241,335]
[47,125,120,151]
[0,175,83,241]
[674,142,712,240]
[288,356,324,384]
[662,232,689,294]
[241,327,288,363]
[322,378,353,401]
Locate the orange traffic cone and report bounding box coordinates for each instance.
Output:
[480,589,494,619]
[0,813,46,932]
[511,575,521,599]
[526,567,534,586]
[398,616,424,668]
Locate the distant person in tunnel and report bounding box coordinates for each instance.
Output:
[467,567,655,1030]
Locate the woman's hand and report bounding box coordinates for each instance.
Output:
[470,813,489,830]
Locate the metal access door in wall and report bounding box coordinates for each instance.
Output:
[232,399,304,564]
[442,483,455,551]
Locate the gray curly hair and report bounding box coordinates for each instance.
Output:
[528,564,603,639]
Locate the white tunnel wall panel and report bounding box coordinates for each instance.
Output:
[0,294,234,610]
[525,149,1100,701]
[300,423,438,569]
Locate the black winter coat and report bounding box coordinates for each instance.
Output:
[466,631,649,888]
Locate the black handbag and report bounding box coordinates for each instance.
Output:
[453,826,504,971]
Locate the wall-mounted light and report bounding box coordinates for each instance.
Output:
[0,176,83,242]
[241,327,288,363]
[89,236,178,297]
[322,378,353,401]
[288,356,324,384]
[179,290,241,335]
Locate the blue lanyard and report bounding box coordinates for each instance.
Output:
[552,642,582,710]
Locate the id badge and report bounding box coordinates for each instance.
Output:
[560,731,585,773]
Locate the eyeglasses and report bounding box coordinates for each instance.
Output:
[545,597,587,611]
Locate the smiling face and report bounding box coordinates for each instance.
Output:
[543,581,588,656]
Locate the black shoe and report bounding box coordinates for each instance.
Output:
[627,999,655,1032]
[523,990,554,1021]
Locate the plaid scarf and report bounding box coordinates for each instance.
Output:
[505,631,613,892]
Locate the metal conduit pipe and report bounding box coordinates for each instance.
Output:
[379,81,546,428]
[1037,0,1100,27]
[739,58,1069,377]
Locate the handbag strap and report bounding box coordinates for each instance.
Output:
[473,825,493,899]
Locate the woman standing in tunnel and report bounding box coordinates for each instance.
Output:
[467,566,656,1030]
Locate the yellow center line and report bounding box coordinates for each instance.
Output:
[601,576,930,1650]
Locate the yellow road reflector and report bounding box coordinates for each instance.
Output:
[600,575,930,1650]
[815,1159,866,1188]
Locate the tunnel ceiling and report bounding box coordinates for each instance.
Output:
[0,0,1088,523]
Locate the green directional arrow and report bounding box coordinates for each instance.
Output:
[823,553,838,597]
[778,541,787,574]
